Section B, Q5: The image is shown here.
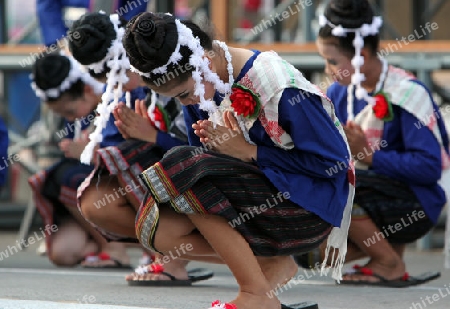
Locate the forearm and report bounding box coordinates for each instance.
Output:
[256,145,348,178]
[372,150,441,184]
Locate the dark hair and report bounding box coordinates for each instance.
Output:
[68,12,127,78]
[318,0,380,56]
[123,12,214,87]
[32,54,85,102]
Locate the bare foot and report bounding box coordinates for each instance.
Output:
[257,256,298,290]
[343,257,406,283]
[126,258,189,281]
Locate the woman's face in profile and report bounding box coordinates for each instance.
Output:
[153,76,216,106]
[316,37,354,86]
[48,95,93,122]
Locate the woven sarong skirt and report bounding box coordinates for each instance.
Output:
[28,158,94,251]
[77,139,165,242]
[136,146,333,256]
[353,169,434,243]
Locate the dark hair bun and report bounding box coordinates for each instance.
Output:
[123,12,177,73]
[135,18,157,37]
[326,0,374,28]
[68,12,116,65]
[33,54,71,90]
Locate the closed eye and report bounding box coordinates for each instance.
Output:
[327,59,337,65]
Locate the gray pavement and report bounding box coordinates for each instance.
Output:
[0,230,449,309]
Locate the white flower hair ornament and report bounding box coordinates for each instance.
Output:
[80,13,131,164]
[130,14,234,127]
[30,52,104,102]
[319,15,385,121]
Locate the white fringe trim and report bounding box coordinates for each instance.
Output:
[321,183,355,282]
[80,13,130,164]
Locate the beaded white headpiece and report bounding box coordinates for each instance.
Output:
[318,14,383,120]
[130,14,234,124]
[30,52,104,102]
[80,13,131,164]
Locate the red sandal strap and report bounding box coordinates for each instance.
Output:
[210,300,237,309]
[402,272,410,281]
[150,263,164,273]
[97,252,112,261]
[359,267,409,282]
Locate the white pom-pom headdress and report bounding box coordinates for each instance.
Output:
[80,13,131,164]
[130,14,234,125]
[30,53,104,102]
[319,14,385,120]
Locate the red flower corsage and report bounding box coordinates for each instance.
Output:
[230,84,261,118]
[372,91,393,122]
[150,104,170,132]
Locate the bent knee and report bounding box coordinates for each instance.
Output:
[48,221,89,266]
[79,196,101,224]
[49,247,81,266]
[79,186,109,223]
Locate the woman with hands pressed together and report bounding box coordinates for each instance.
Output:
[69,12,214,285]
[299,0,450,287]
[123,12,355,309]
[28,52,132,268]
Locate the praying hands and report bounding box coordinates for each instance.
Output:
[192,111,257,162]
[113,100,158,143]
[344,121,373,165]
[59,130,90,160]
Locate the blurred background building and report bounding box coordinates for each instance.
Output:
[0,0,449,249]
